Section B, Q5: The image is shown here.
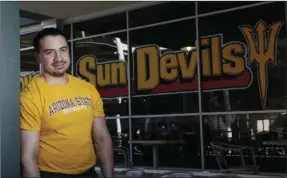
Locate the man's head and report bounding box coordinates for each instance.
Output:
[33,28,70,77]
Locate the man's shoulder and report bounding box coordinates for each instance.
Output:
[20,76,42,101]
[21,75,41,94]
[69,75,97,90]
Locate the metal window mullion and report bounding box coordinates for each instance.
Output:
[284,1,287,98]
[126,10,133,165]
[105,109,287,120]
[20,46,34,51]
[71,29,127,42]
[195,2,205,171]
[70,23,74,75]
[67,2,274,43]
[198,1,273,19]
[125,1,273,33]
[106,116,129,120]
[124,110,287,119]
[63,2,163,25]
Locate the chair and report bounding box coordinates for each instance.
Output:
[160,172,195,177]
[210,141,259,174]
[112,136,132,167]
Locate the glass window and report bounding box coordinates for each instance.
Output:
[104,98,128,117]
[131,116,201,168]
[20,32,38,49]
[20,49,39,90]
[66,42,72,75]
[20,26,71,49]
[198,2,286,112]
[73,32,129,116]
[129,2,195,28]
[63,24,71,40]
[19,10,52,28]
[204,112,287,173]
[20,17,39,28]
[106,118,130,166]
[73,12,126,39]
[198,1,262,14]
[129,19,199,115]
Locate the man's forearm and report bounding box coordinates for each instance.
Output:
[22,159,40,178]
[94,137,114,178]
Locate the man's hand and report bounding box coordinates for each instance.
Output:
[21,130,40,178]
[92,117,114,178]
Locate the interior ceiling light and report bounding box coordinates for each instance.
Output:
[181,46,196,51]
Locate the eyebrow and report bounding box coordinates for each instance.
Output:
[60,46,68,50]
[43,46,68,53]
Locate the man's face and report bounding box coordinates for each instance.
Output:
[38,35,70,77]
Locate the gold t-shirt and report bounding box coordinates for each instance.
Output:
[20,74,105,174]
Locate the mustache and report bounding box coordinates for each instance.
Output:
[52,62,67,66]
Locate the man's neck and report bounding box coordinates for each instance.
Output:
[41,73,68,85]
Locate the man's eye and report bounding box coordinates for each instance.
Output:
[45,51,54,55]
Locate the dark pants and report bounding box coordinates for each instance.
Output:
[40,167,98,178]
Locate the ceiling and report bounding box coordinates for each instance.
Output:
[19,1,154,23]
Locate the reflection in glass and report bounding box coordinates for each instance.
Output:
[20,50,38,72]
[73,13,126,38]
[131,116,201,168]
[104,98,128,117]
[20,32,38,49]
[204,112,287,173]
[129,19,198,114]
[20,9,52,28]
[36,2,287,174]
[73,33,129,116]
[131,94,199,115]
[63,24,71,40]
[198,1,260,14]
[129,2,195,28]
[198,2,286,111]
[20,50,39,90]
[106,118,130,166]
[20,17,39,27]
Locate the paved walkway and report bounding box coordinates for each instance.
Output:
[94,167,283,178]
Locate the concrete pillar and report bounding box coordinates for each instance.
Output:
[0,1,20,177]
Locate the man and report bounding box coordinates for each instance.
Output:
[20,28,114,178]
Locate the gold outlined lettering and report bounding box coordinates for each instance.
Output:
[72,20,283,109]
[78,56,96,86]
[136,46,160,91]
[160,53,178,81]
[111,62,126,85]
[97,64,111,87]
[239,20,283,108]
[211,35,222,76]
[201,38,212,77]
[76,55,127,88]
[177,51,197,79]
[222,43,245,75]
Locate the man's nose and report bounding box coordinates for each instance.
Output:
[54,51,62,62]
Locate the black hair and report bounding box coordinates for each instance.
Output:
[33,28,68,53]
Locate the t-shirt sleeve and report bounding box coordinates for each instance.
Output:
[20,90,42,131]
[91,86,105,118]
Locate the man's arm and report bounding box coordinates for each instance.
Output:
[92,117,114,178]
[21,130,40,178]
[20,83,43,178]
